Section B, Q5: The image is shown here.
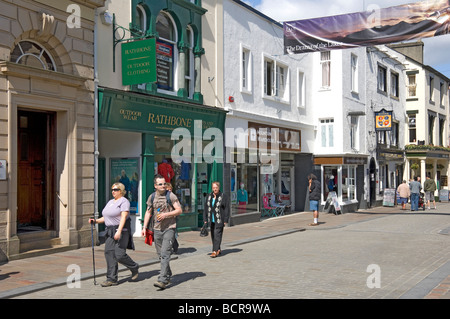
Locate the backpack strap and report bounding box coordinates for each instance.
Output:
[151,191,173,211]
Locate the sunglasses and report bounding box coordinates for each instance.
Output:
[155,183,164,186]
[111,188,120,192]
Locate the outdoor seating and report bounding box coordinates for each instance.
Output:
[261,195,282,217]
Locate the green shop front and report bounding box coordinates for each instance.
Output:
[98,87,226,235]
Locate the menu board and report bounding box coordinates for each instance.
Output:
[383,188,396,207]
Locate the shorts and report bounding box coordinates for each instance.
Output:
[309,200,319,211]
[425,191,435,201]
[399,197,408,204]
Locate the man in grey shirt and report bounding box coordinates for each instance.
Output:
[409,177,422,211]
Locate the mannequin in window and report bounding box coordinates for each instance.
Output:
[237,183,248,214]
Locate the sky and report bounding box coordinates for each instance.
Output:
[243,0,450,79]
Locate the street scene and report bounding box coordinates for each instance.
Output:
[1,0,450,305]
[1,204,449,302]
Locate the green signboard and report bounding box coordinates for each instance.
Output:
[98,88,226,136]
[122,38,157,86]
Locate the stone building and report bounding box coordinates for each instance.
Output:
[0,0,105,261]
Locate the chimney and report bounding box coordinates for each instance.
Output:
[388,41,424,64]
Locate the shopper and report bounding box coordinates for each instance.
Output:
[308,174,321,226]
[203,181,230,258]
[397,180,410,210]
[409,176,422,211]
[423,173,437,210]
[141,174,182,289]
[89,182,139,287]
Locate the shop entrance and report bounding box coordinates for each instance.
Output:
[17,110,56,231]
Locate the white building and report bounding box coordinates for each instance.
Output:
[203,0,316,224]
[310,44,409,210]
[389,42,450,194]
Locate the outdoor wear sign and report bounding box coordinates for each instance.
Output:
[284,0,450,54]
[375,109,393,131]
[122,38,157,86]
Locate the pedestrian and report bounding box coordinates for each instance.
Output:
[409,176,422,211]
[397,180,410,210]
[308,174,321,226]
[203,181,230,258]
[141,174,182,290]
[89,182,139,287]
[423,173,437,210]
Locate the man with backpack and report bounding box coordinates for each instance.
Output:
[141,174,182,289]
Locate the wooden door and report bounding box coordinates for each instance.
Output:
[17,110,54,228]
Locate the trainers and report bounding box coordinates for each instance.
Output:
[154,281,168,289]
[131,267,139,281]
[101,280,118,287]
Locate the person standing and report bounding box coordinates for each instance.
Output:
[423,173,437,210]
[203,181,230,258]
[409,176,422,211]
[308,174,321,226]
[397,180,410,210]
[141,175,182,289]
[89,182,139,287]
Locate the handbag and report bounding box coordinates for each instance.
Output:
[200,223,208,237]
[145,229,154,246]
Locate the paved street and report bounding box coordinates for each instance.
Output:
[7,204,450,303]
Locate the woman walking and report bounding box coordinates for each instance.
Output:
[89,182,139,287]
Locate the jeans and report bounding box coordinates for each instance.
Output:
[410,192,419,211]
[154,228,175,284]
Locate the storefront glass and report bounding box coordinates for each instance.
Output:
[323,165,356,202]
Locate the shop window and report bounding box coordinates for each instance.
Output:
[323,166,338,201]
[342,166,356,201]
[10,40,56,71]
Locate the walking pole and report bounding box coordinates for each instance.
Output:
[90,216,97,285]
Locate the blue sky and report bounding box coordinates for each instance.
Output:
[243,0,450,79]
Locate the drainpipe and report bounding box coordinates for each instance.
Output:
[93,9,100,237]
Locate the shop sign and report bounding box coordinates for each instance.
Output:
[156,39,174,91]
[98,89,226,135]
[122,38,157,86]
[375,109,392,131]
[248,122,301,152]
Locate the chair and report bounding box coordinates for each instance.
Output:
[261,195,279,217]
[270,194,286,216]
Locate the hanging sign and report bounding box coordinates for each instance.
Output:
[122,38,157,86]
[284,0,450,54]
[375,109,393,131]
